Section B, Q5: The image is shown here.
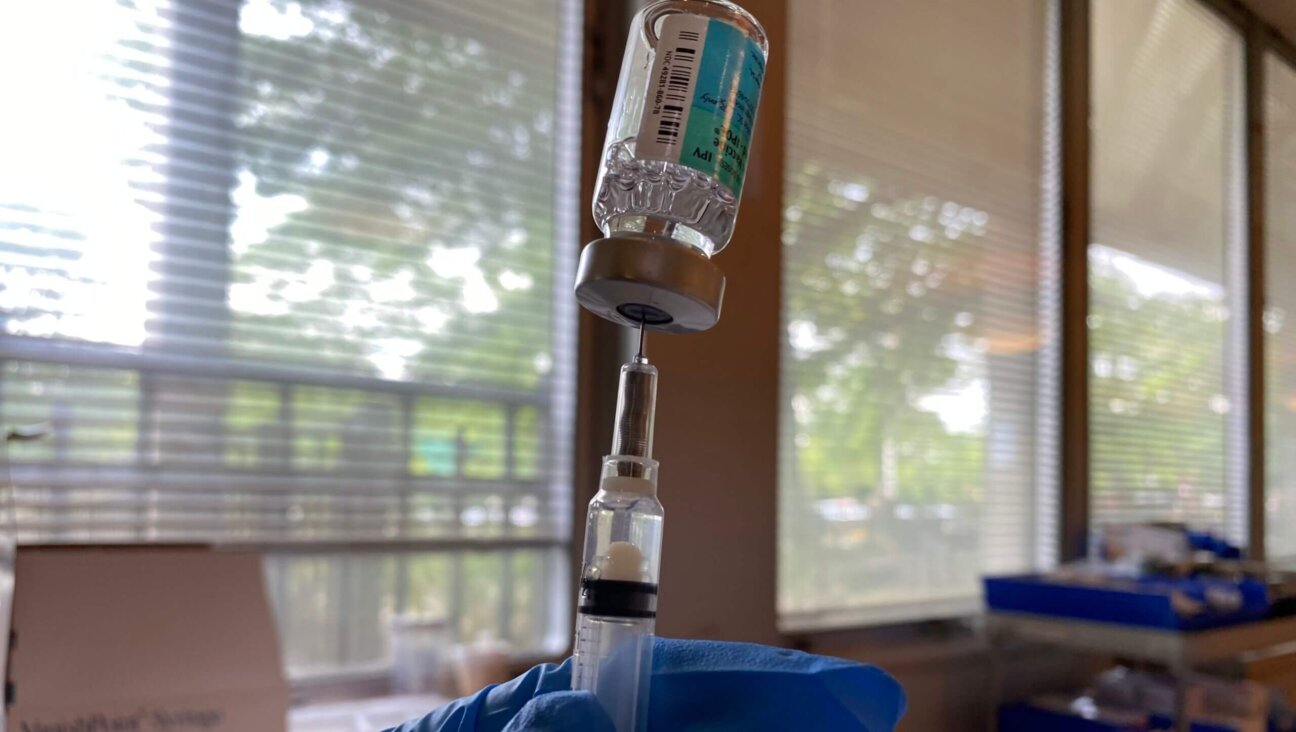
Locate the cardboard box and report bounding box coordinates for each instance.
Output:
[6,546,288,732]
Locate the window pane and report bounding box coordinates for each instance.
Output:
[0,0,581,673]
[779,0,1057,628]
[0,0,578,535]
[231,0,564,391]
[411,397,508,480]
[0,3,162,347]
[293,387,404,474]
[264,553,400,674]
[1266,54,1296,559]
[1089,0,1247,539]
[263,548,565,677]
[225,381,285,470]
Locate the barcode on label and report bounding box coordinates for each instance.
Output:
[655,31,701,145]
[636,16,709,162]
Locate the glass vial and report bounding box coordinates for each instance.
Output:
[594,0,769,257]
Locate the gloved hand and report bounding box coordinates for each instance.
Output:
[385,637,906,732]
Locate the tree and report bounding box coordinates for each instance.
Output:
[783,161,986,502]
[1087,246,1231,529]
[231,0,573,669]
[234,0,564,391]
[780,159,996,613]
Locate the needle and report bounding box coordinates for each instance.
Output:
[636,320,647,360]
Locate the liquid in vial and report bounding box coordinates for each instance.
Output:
[593,1,769,257]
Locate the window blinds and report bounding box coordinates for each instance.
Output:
[0,0,580,547]
[1266,52,1296,559]
[1088,0,1248,541]
[778,0,1058,629]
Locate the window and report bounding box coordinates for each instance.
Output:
[1088,0,1247,540]
[0,0,580,675]
[1266,52,1296,560]
[778,0,1058,629]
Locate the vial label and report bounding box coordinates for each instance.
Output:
[636,14,765,198]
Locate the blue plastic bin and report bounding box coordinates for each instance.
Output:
[999,704,1238,732]
[999,704,1136,731]
[984,574,1270,630]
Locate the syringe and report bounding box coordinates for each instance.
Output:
[571,345,663,732]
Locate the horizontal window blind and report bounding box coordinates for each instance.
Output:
[1088,0,1247,541]
[0,0,581,672]
[0,0,579,547]
[1266,52,1296,560]
[264,546,568,675]
[778,0,1058,629]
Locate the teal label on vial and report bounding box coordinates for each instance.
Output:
[682,19,764,197]
[637,15,766,198]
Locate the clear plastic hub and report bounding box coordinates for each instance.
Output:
[579,459,664,590]
[594,0,769,258]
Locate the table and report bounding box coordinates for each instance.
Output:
[289,694,446,732]
[985,612,1296,731]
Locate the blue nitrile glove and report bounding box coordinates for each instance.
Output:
[385,638,906,732]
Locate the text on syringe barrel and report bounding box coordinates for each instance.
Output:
[572,613,655,732]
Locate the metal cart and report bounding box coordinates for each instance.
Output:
[986,611,1296,732]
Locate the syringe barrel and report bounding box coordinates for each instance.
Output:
[572,457,663,732]
[572,614,654,732]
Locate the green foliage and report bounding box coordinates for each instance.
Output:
[292,385,402,472]
[1088,249,1229,525]
[224,381,282,468]
[782,160,986,504]
[411,397,507,479]
[233,0,563,390]
[459,551,506,641]
[779,161,997,615]
[404,553,451,619]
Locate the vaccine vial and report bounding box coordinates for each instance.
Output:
[594,0,769,257]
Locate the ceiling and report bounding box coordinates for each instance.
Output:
[1239,0,1296,49]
